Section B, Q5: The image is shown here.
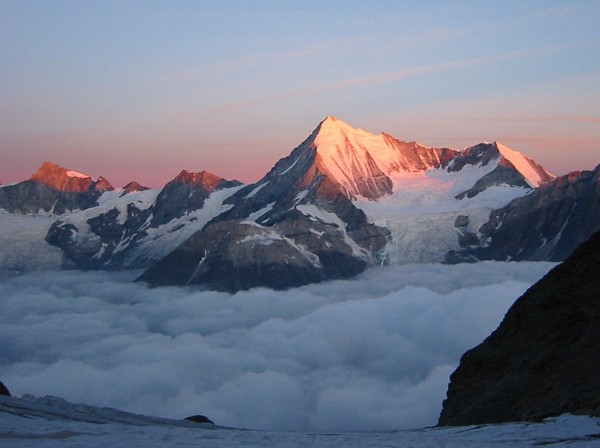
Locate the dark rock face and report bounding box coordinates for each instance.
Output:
[0,162,113,215]
[138,215,383,291]
[121,181,149,196]
[445,143,503,173]
[446,165,600,263]
[47,202,154,269]
[439,230,600,426]
[0,381,11,397]
[150,170,241,227]
[185,415,214,425]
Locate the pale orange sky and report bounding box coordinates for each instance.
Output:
[1,1,599,188]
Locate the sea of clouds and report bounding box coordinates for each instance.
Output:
[0,262,554,432]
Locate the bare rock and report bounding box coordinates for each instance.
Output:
[439,230,600,426]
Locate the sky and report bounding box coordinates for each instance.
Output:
[0,262,554,432]
[1,1,599,188]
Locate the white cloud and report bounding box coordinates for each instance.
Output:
[0,262,554,431]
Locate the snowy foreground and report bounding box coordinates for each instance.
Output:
[1,395,600,448]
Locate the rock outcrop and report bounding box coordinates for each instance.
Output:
[184,415,214,425]
[0,381,11,397]
[121,181,149,196]
[150,170,240,227]
[439,230,600,426]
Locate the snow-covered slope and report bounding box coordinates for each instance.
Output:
[309,116,457,199]
[45,172,243,269]
[495,142,553,187]
[1,394,600,447]
[354,169,531,264]
[0,211,64,275]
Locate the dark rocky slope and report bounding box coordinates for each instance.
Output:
[439,230,600,426]
[46,170,242,269]
[446,164,600,263]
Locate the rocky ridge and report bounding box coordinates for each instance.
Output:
[439,230,600,426]
[3,116,594,292]
[46,170,242,270]
[446,164,600,263]
[137,117,558,291]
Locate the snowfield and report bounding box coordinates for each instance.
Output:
[1,395,600,447]
[355,169,531,264]
[0,211,64,274]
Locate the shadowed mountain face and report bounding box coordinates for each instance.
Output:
[439,230,600,426]
[446,165,600,264]
[45,170,242,270]
[149,170,241,227]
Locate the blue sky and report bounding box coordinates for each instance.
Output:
[1,1,599,187]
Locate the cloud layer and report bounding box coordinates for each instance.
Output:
[0,262,554,431]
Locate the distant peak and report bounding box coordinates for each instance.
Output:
[316,116,365,139]
[93,176,114,192]
[121,181,150,196]
[34,161,72,175]
[32,161,84,182]
[30,161,113,192]
[171,169,225,192]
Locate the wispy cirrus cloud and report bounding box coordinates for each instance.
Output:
[499,115,600,125]
[153,34,377,86]
[209,39,600,113]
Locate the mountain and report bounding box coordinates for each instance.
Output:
[0,161,114,215]
[5,116,584,290]
[446,164,600,263]
[121,181,150,196]
[137,117,395,290]
[446,141,553,199]
[294,116,457,200]
[439,230,600,426]
[137,117,553,291]
[45,170,242,269]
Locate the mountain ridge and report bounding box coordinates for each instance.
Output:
[1,116,596,292]
[439,230,600,426]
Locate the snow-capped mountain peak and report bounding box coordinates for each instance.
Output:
[306,117,457,199]
[31,161,114,192]
[495,141,554,187]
